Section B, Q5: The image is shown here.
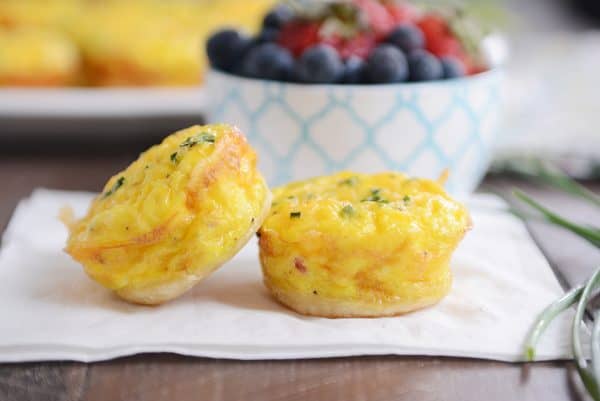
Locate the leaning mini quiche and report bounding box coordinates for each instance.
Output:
[63,124,271,305]
[258,171,471,318]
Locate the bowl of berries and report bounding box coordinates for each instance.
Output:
[206,0,504,194]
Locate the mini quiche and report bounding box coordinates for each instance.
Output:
[258,171,471,318]
[71,0,275,86]
[0,27,79,86]
[73,3,203,87]
[63,124,271,305]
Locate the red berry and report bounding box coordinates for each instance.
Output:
[417,14,451,44]
[427,35,463,58]
[384,2,418,25]
[323,33,377,60]
[418,13,488,76]
[353,0,396,38]
[419,15,472,70]
[428,35,479,75]
[278,21,322,58]
[466,62,487,76]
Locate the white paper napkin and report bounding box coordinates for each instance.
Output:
[0,189,571,363]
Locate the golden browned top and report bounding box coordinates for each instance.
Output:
[65,124,270,290]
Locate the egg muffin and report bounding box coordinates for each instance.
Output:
[72,3,202,87]
[0,0,80,30]
[72,0,275,86]
[258,172,471,318]
[63,124,271,305]
[0,27,79,86]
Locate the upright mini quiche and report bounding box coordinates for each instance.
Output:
[258,171,471,317]
[63,124,271,305]
[0,27,79,86]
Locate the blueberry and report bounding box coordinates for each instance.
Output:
[441,56,466,79]
[241,28,279,60]
[340,56,365,84]
[386,24,424,53]
[296,44,343,84]
[241,43,294,81]
[255,27,280,43]
[364,44,408,84]
[206,29,250,72]
[263,5,294,29]
[241,27,279,58]
[408,50,443,81]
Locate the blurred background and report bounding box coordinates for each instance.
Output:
[0,0,599,179]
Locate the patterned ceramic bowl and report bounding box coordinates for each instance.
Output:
[207,68,502,195]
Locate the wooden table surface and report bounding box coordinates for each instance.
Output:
[0,151,599,401]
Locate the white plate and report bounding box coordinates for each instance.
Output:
[0,87,208,118]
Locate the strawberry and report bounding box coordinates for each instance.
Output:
[352,0,396,38]
[323,32,377,60]
[384,1,418,25]
[278,21,322,58]
[428,36,482,76]
[427,35,463,58]
[467,64,487,75]
[417,14,452,44]
[418,14,479,74]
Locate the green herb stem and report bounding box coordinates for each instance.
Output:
[524,284,584,361]
[501,158,600,207]
[573,268,600,401]
[514,190,600,248]
[507,207,544,223]
[362,188,389,204]
[103,176,125,198]
[339,176,358,187]
[543,173,600,208]
[180,132,216,149]
[340,204,355,218]
[513,161,600,401]
[529,159,600,207]
[171,132,216,164]
[592,310,600,390]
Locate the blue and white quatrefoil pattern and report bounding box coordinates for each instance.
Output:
[207,70,502,195]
